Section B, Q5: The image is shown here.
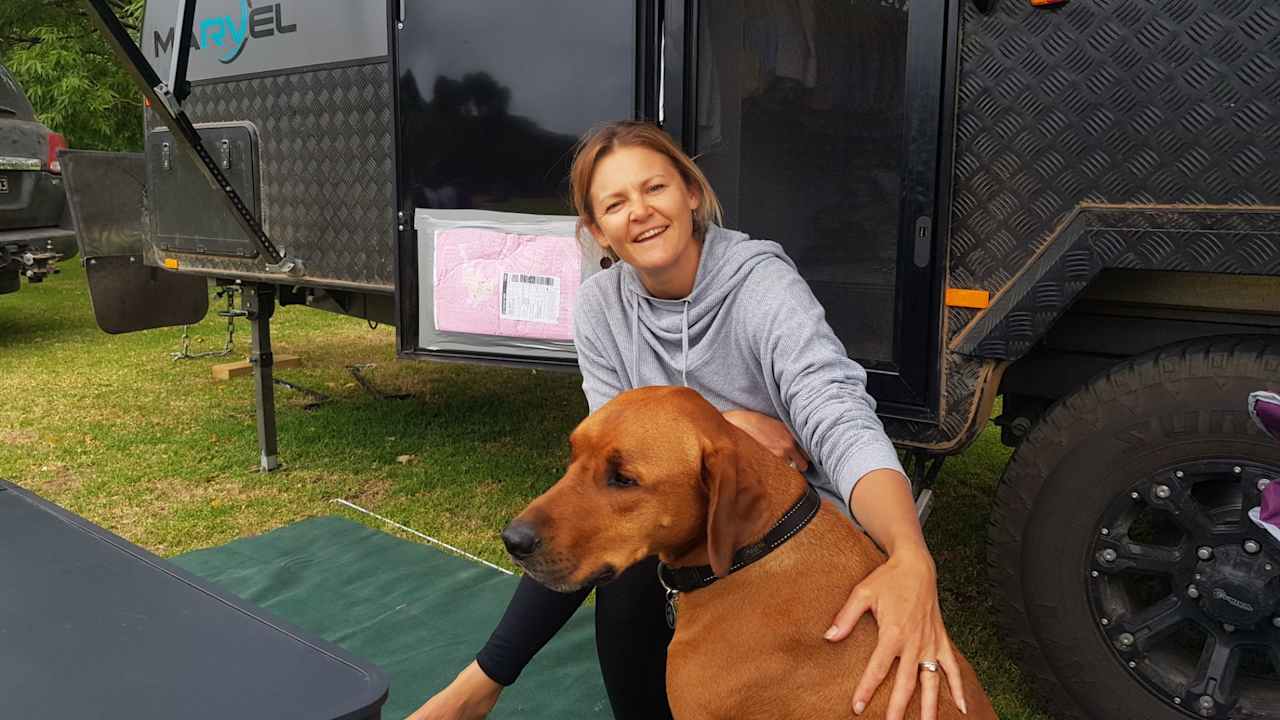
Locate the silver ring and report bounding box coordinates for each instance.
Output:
[919,660,940,673]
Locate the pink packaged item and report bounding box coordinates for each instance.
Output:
[433,227,581,341]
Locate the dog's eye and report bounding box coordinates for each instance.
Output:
[608,472,638,488]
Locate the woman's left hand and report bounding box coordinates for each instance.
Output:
[824,547,966,719]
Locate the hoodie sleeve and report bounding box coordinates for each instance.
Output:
[745,259,906,507]
[573,280,626,414]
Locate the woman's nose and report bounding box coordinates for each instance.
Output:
[630,196,653,221]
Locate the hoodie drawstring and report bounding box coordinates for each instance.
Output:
[629,300,640,389]
[681,300,690,388]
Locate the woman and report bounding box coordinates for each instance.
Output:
[410,121,965,720]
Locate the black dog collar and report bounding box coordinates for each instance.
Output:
[658,483,822,595]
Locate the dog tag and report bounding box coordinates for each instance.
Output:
[665,590,679,630]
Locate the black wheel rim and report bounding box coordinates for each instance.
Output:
[1087,459,1280,719]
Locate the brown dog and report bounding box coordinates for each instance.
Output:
[502,386,996,720]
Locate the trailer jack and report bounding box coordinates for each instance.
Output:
[244,284,280,472]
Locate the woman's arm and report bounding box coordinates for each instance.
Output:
[475,576,593,685]
[406,578,591,720]
[405,287,623,719]
[828,471,967,719]
[848,469,926,557]
[746,262,963,719]
[746,260,904,503]
[574,283,628,413]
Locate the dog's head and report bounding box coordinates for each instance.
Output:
[501,386,767,591]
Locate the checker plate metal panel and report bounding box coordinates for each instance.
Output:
[145,62,395,290]
[893,0,1280,449]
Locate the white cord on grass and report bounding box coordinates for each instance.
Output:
[329,498,514,576]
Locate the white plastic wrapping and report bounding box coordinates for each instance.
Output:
[416,209,605,362]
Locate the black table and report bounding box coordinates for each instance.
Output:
[0,480,389,719]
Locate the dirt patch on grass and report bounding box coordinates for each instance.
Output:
[348,477,394,508]
[1,429,38,445]
[32,462,82,497]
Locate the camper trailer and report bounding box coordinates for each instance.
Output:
[66,1,1280,719]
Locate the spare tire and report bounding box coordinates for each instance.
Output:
[989,335,1280,720]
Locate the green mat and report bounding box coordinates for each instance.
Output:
[171,516,613,719]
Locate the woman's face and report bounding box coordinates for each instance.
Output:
[587,145,702,297]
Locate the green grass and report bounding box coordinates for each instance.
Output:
[0,261,1049,719]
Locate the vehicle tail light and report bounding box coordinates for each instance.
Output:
[46,132,68,174]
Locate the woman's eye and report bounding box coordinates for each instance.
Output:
[605,201,622,214]
[608,473,638,488]
[647,184,666,194]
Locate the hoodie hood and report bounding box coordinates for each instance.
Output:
[615,224,795,387]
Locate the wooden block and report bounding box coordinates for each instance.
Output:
[211,354,302,381]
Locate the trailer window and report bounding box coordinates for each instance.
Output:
[693,0,909,365]
[398,1,637,216]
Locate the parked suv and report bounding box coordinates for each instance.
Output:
[0,63,74,294]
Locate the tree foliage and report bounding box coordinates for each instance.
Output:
[1,0,146,151]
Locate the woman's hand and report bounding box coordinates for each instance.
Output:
[404,661,503,720]
[824,547,966,720]
[722,409,810,471]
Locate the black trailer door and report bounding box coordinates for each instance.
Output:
[666,0,948,414]
[394,0,647,366]
[395,0,948,416]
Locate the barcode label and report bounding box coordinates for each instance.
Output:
[500,272,560,324]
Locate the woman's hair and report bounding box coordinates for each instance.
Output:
[569,121,723,241]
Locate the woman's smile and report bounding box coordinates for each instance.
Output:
[633,225,669,243]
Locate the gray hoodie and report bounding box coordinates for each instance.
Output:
[573,225,906,513]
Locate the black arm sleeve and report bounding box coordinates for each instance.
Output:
[474,574,592,686]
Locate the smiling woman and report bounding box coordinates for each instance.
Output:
[408,121,958,720]
[567,122,724,300]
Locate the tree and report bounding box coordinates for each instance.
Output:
[1,0,146,151]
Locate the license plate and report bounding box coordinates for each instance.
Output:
[0,176,9,193]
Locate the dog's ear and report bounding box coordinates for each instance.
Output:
[701,431,767,578]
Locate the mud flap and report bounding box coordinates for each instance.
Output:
[60,150,208,334]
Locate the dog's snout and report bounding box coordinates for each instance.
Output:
[501,520,542,559]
